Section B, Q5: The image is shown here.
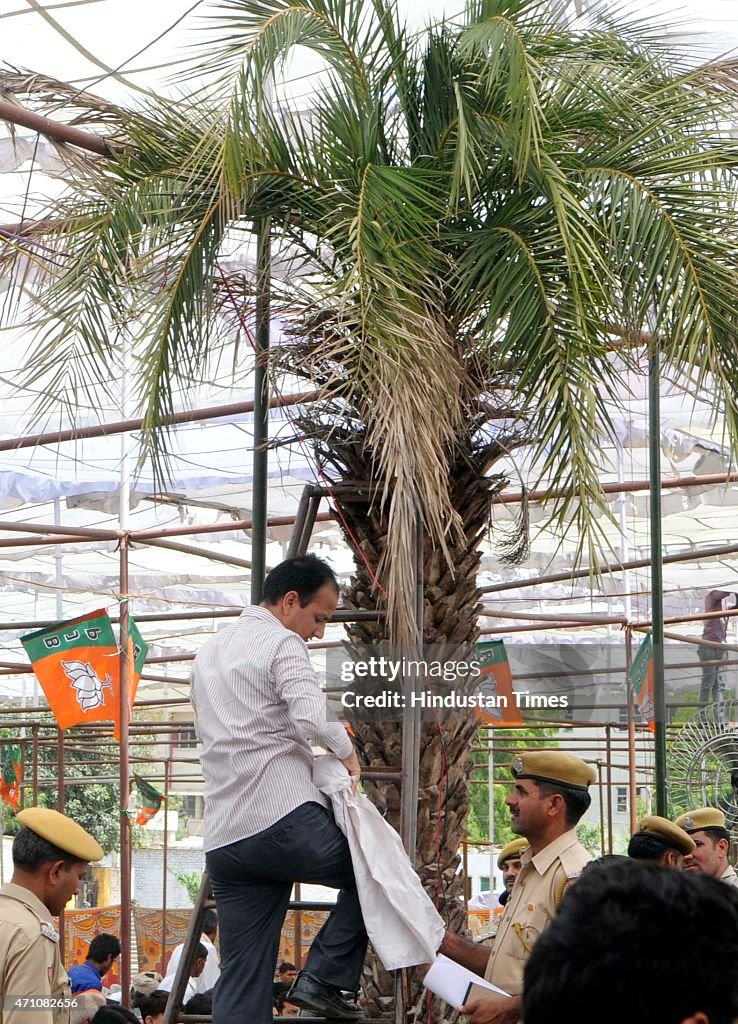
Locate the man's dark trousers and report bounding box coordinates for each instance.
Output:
[207,801,368,1024]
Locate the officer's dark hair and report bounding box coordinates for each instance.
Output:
[523,859,738,1024]
[627,832,673,862]
[278,961,296,974]
[262,554,338,607]
[195,942,208,962]
[534,780,591,828]
[12,827,84,870]
[201,908,217,938]
[88,933,121,963]
[137,991,169,1021]
[700,826,731,845]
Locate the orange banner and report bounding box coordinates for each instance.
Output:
[64,906,122,987]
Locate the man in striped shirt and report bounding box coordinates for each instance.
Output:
[191,554,366,1023]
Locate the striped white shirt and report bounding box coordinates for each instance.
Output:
[191,605,353,852]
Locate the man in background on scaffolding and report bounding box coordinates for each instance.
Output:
[191,554,366,1024]
[439,751,595,1024]
[697,589,737,725]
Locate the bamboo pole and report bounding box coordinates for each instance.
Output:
[0,98,114,156]
[250,219,271,603]
[0,392,318,454]
[162,758,171,975]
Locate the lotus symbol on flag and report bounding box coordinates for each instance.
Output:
[640,691,655,722]
[477,678,503,721]
[62,660,112,711]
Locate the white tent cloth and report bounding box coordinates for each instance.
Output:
[313,754,445,971]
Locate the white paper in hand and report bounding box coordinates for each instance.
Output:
[422,954,510,1007]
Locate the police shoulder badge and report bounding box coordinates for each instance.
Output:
[40,921,59,942]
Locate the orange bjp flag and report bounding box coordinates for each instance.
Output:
[629,632,655,734]
[474,640,523,726]
[0,744,23,811]
[21,609,148,740]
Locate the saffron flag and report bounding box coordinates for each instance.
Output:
[474,641,523,726]
[0,744,22,811]
[133,774,164,826]
[21,609,148,741]
[629,632,655,734]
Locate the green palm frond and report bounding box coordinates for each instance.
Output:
[4,0,738,640]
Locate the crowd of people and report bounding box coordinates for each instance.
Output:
[2,555,738,1024]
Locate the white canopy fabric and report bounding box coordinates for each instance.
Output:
[2,0,738,701]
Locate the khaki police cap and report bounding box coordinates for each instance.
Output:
[16,807,103,862]
[675,807,727,835]
[636,815,696,855]
[497,838,528,870]
[509,750,597,792]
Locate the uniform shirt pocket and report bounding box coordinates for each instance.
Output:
[509,905,550,959]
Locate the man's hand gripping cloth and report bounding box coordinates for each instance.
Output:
[313,754,445,970]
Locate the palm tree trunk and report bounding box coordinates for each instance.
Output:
[320,442,504,1018]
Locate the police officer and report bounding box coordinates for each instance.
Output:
[627,815,696,869]
[675,806,738,887]
[440,750,596,1024]
[0,807,103,1024]
[468,839,528,911]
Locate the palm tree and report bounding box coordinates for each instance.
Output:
[4,0,738,1012]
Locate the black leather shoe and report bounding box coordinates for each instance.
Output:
[287,971,361,1020]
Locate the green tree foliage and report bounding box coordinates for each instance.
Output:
[171,870,202,905]
[1,720,155,852]
[576,820,603,857]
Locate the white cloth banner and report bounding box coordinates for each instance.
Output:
[313,754,445,971]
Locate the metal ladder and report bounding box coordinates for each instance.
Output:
[162,872,381,1024]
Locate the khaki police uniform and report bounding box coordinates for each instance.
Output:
[0,809,103,1024]
[0,883,70,1024]
[484,828,591,995]
[721,864,738,888]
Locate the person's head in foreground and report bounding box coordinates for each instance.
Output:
[523,858,738,1024]
[183,992,212,1016]
[137,990,168,1024]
